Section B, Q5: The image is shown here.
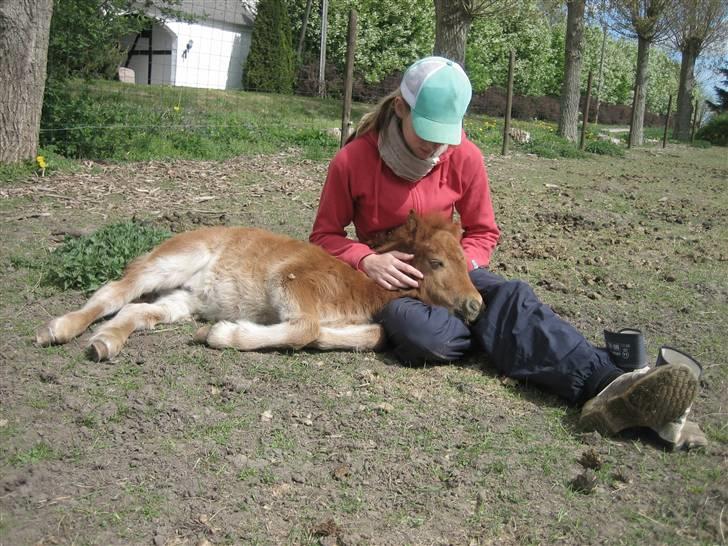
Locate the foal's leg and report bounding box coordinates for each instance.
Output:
[312,324,387,351]
[37,245,210,346]
[88,289,194,361]
[196,316,321,351]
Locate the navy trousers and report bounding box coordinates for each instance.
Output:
[375,269,622,405]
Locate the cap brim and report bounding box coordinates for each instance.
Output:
[411,114,462,146]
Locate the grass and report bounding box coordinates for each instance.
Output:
[0,84,726,545]
[0,147,81,184]
[31,78,662,168]
[40,79,357,162]
[190,416,253,446]
[11,442,56,466]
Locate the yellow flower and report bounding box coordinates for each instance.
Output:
[36,155,47,169]
[173,105,180,112]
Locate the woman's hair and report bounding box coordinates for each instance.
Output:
[346,88,407,144]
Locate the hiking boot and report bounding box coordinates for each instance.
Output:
[579,363,698,436]
[604,328,647,371]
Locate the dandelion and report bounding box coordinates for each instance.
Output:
[173,105,181,112]
[36,155,47,176]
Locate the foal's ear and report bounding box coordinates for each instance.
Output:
[405,209,419,236]
[450,220,463,240]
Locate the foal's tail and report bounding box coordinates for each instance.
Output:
[36,231,216,346]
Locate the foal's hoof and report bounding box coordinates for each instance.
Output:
[87,340,111,362]
[193,325,212,343]
[36,325,57,347]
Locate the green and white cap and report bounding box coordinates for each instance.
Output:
[400,56,472,146]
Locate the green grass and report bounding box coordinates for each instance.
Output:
[0,147,81,184]
[465,116,630,158]
[123,483,165,521]
[11,442,56,466]
[1,84,726,545]
[187,417,252,446]
[34,78,645,163]
[41,79,359,162]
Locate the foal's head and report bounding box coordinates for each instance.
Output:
[376,211,484,323]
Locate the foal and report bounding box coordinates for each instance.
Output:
[36,212,483,360]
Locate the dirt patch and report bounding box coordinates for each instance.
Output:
[1,145,727,545]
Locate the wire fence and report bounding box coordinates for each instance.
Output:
[37,0,676,159]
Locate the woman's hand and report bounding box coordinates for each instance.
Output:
[360,251,424,290]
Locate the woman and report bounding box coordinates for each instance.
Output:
[309,56,705,449]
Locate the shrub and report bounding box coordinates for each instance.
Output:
[522,132,587,159]
[584,139,625,157]
[695,113,728,146]
[533,95,560,120]
[45,221,171,292]
[511,95,536,120]
[470,87,507,117]
[243,0,295,93]
[41,81,155,158]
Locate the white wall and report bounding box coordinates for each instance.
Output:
[122,25,176,86]
[121,20,251,90]
[166,20,251,90]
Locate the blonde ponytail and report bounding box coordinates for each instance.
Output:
[346,89,405,144]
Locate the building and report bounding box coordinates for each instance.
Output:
[121,0,256,90]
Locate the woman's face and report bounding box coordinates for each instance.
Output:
[394,97,444,160]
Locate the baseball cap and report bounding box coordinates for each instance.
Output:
[400,56,472,146]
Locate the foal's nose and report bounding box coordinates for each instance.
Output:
[459,294,484,323]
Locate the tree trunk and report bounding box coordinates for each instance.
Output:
[296,0,313,61]
[433,0,472,65]
[673,39,699,141]
[593,21,608,126]
[558,0,586,142]
[0,0,53,163]
[630,35,651,146]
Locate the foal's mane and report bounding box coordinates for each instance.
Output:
[371,211,462,254]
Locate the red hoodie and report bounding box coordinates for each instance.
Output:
[310,130,500,271]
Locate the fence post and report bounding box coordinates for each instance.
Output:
[628,83,640,149]
[501,50,515,156]
[662,94,672,149]
[340,10,357,148]
[579,70,593,150]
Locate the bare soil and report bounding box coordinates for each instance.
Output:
[1,145,726,545]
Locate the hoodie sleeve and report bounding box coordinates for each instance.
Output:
[455,146,500,270]
[309,149,375,269]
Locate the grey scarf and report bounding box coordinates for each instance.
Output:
[378,115,448,182]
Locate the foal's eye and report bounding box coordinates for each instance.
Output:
[429,259,444,270]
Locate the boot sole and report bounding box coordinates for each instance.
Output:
[579,364,698,435]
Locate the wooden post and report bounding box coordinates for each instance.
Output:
[690,99,699,142]
[501,50,515,156]
[147,28,153,85]
[318,0,329,97]
[579,70,593,150]
[340,10,357,148]
[628,83,638,148]
[662,94,672,149]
